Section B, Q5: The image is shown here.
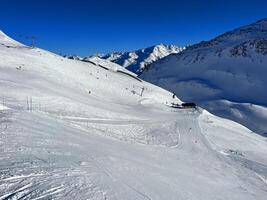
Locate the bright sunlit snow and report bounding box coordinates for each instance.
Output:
[0,31,267,200]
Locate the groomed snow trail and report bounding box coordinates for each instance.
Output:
[1,106,266,200]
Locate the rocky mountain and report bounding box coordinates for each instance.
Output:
[141,19,267,135]
[86,44,185,75]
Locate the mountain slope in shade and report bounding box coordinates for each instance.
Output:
[86,44,185,75]
[141,19,267,135]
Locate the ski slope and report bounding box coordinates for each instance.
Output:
[0,31,267,200]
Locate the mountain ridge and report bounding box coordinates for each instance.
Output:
[96,44,185,74]
[140,18,267,135]
[65,44,185,75]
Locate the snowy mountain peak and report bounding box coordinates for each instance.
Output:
[145,44,181,57]
[137,43,183,56]
[65,44,185,75]
[84,44,185,75]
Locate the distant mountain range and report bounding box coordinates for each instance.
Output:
[140,19,267,135]
[65,44,185,75]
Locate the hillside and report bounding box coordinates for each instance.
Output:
[141,19,267,135]
[0,31,267,199]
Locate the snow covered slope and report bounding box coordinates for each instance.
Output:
[85,44,185,75]
[83,55,138,77]
[141,19,267,135]
[0,31,267,200]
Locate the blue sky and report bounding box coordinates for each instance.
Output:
[0,0,266,56]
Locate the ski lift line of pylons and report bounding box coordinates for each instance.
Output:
[31,36,36,48]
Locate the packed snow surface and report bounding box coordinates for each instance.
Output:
[0,31,267,200]
[141,19,267,135]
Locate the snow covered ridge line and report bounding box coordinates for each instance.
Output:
[140,18,267,135]
[186,18,267,51]
[65,44,185,75]
[95,44,185,75]
[82,56,140,78]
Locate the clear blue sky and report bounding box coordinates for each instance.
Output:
[0,0,266,56]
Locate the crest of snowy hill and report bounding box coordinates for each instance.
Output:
[84,44,185,75]
[141,18,267,135]
[63,55,83,60]
[1,30,267,199]
[0,30,24,47]
[83,55,138,77]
